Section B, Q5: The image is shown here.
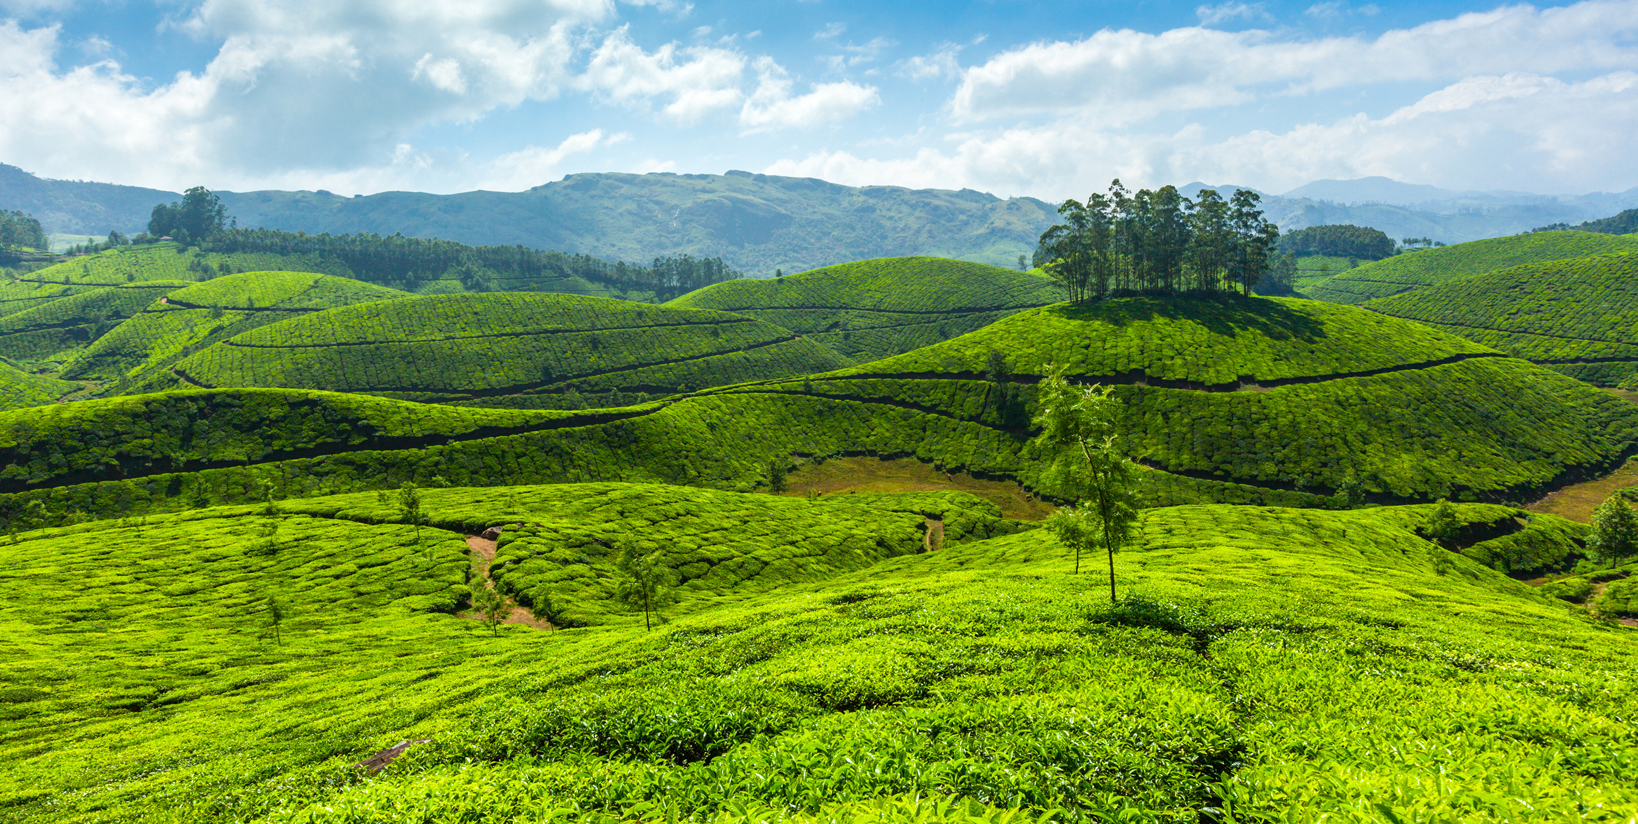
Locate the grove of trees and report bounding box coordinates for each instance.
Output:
[147,187,231,245]
[0,210,48,251]
[1034,181,1280,303]
[1278,224,1396,260]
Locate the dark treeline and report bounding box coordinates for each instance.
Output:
[1279,224,1396,260]
[1533,209,1638,237]
[200,227,742,298]
[1034,181,1280,303]
[0,210,48,251]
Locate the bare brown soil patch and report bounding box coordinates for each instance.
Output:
[781,456,1055,520]
[461,534,552,630]
[1528,458,1638,523]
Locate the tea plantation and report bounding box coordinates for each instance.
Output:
[1364,252,1638,385]
[668,257,1058,363]
[59,271,407,392]
[0,358,75,410]
[162,292,852,407]
[1304,230,1638,304]
[3,482,1635,823]
[0,280,187,365]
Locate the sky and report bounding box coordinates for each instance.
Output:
[1,0,1636,200]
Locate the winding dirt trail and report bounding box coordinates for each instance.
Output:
[462,534,552,630]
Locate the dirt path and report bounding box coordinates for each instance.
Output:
[461,534,552,630]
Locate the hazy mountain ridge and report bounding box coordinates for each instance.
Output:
[4,164,1636,272]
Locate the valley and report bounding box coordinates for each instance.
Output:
[3,182,1638,824]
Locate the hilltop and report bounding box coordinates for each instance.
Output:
[668,257,1058,363]
[1,481,1633,821]
[1305,230,1638,303]
[156,292,852,407]
[60,271,407,393]
[1364,252,1638,385]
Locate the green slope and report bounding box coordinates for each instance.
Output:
[1365,252,1638,385]
[164,291,853,407]
[0,280,187,364]
[3,485,1635,822]
[3,299,1633,520]
[1306,230,1638,304]
[0,359,73,411]
[667,257,1059,363]
[60,271,407,391]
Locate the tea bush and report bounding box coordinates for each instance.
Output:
[0,281,186,363]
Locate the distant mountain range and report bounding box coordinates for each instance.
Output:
[4,164,1635,273]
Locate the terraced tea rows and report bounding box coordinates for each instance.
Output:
[164,292,852,406]
[1365,252,1638,385]
[0,360,75,411]
[60,271,407,392]
[669,257,1058,363]
[0,280,187,364]
[1305,230,1638,304]
[3,483,1633,822]
[3,296,1632,523]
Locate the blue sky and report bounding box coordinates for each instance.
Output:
[1,0,1635,199]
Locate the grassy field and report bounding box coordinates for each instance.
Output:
[780,456,1056,520]
[59,271,407,391]
[1305,231,1638,304]
[0,280,188,366]
[2,482,1634,822]
[669,257,1059,363]
[1364,252,1638,385]
[160,291,851,406]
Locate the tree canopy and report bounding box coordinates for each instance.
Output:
[0,210,47,251]
[1278,224,1396,260]
[147,187,230,245]
[1034,181,1279,303]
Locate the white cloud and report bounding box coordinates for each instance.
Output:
[1196,3,1265,25]
[951,0,1638,123]
[768,71,1638,199]
[739,57,879,131]
[821,36,895,72]
[814,22,845,41]
[481,128,627,189]
[899,44,963,81]
[579,26,745,123]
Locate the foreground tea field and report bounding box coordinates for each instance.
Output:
[1,482,1633,823]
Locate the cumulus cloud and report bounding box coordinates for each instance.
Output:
[951,0,1638,123]
[579,25,745,123]
[768,72,1638,198]
[899,44,963,81]
[739,56,879,131]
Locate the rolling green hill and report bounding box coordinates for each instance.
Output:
[1305,230,1638,304]
[2,295,1632,521]
[667,257,1059,363]
[3,483,1635,822]
[59,271,407,391]
[0,359,74,411]
[1365,252,1638,385]
[0,280,187,364]
[161,292,853,407]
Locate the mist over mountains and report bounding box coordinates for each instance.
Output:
[5,163,1636,274]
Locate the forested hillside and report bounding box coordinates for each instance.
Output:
[669,257,1057,363]
[1364,252,1638,385]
